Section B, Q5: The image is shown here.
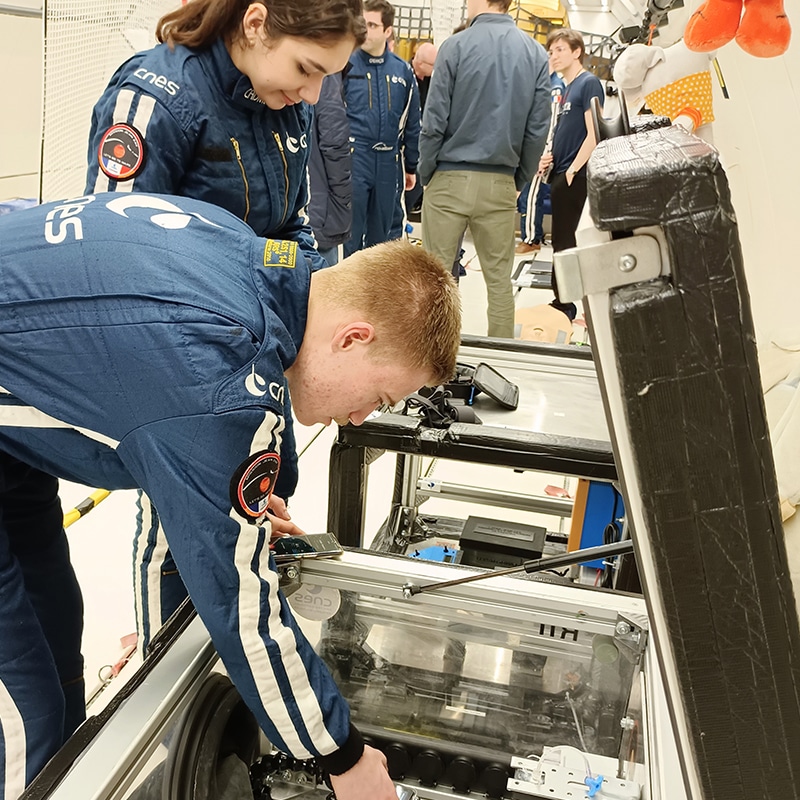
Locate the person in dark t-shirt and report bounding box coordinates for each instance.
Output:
[538,29,604,320]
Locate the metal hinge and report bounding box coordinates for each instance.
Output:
[553,226,671,302]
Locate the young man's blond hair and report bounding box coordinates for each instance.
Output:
[312,239,461,385]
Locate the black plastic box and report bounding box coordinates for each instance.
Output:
[459,516,546,569]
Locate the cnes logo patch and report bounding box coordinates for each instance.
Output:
[44,194,222,245]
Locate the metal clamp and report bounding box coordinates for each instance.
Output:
[614,612,648,657]
[554,228,670,302]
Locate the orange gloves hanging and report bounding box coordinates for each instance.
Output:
[684,0,791,58]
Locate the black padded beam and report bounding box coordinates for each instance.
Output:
[586,126,800,799]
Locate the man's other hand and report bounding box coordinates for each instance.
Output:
[330,745,397,800]
[405,172,417,191]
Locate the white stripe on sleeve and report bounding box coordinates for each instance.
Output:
[92,89,136,193]
[0,403,120,449]
[0,678,26,800]
[134,492,168,652]
[117,94,157,194]
[233,411,338,757]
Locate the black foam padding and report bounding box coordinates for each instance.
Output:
[629,113,672,134]
[587,127,800,798]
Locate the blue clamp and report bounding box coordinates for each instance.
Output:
[585,774,604,797]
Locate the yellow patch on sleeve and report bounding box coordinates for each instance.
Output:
[262,239,298,268]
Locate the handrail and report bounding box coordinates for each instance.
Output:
[0,3,42,16]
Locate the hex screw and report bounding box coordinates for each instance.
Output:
[615,620,632,636]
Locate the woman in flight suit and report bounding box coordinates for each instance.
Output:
[84,0,366,650]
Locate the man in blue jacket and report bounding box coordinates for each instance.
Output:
[343,0,421,256]
[0,192,460,800]
[308,72,353,266]
[420,0,550,339]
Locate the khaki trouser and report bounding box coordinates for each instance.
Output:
[422,169,517,339]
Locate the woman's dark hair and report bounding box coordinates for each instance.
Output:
[157,0,367,50]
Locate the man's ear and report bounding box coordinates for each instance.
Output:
[332,322,376,351]
[241,3,267,46]
[385,25,394,42]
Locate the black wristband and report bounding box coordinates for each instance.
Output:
[317,722,365,776]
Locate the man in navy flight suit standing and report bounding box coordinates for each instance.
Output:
[343,0,421,256]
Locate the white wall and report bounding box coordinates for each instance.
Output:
[0,11,42,200]
[652,4,800,345]
[710,43,800,344]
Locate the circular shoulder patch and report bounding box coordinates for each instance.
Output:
[229,450,281,520]
[97,123,145,181]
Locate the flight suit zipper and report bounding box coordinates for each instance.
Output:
[386,74,392,110]
[230,137,250,223]
[272,131,290,227]
[367,71,373,109]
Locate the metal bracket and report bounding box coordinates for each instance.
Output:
[278,563,302,596]
[614,613,649,658]
[508,754,642,799]
[553,228,670,302]
[390,504,418,550]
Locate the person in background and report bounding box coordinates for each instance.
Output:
[84,0,365,659]
[403,40,437,221]
[0,193,461,800]
[343,0,421,255]
[411,42,437,113]
[419,0,550,338]
[87,0,362,260]
[515,176,551,254]
[515,68,565,255]
[308,72,353,266]
[538,28,604,321]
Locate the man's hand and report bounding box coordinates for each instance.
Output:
[329,745,397,800]
[266,495,306,538]
[404,172,417,191]
[538,153,553,174]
